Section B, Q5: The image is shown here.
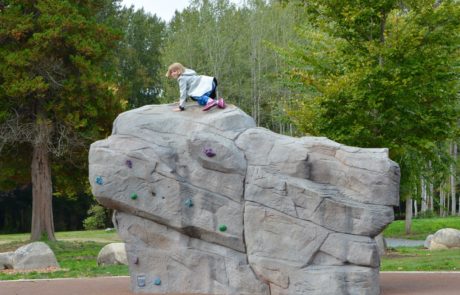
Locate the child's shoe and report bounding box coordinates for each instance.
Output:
[203,99,217,111]
[217,98,226,109]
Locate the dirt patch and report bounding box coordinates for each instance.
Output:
[0,266,64,274]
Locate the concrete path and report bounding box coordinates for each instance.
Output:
[385,238,425,248]
[1,272,460,295]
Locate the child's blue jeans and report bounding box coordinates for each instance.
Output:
[192,79,217,105]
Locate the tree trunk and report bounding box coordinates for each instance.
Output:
[405,197,412,234]
[421,177,427,213]
[451,142,457,215]
[30,117,55,241]
[440,186,445,217]
[429,179,434,211]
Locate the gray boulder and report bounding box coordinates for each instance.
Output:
[89,104,400,294]
[0,251,14,269]
[12,242,59,270]
[425,228,460,250]
[97,242,128,266]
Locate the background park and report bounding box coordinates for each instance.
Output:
[0,0,459,289]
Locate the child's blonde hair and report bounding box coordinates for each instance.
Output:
[166,62,186,78]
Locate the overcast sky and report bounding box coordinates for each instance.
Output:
[121,0,243,22]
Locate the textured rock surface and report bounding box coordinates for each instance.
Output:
[97,243,128,266]
[0,251,14,269]
[425,228,460,250]
[11,242,59,270]
[89,104,400,294]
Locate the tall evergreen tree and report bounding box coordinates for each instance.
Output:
[0,0,125,240]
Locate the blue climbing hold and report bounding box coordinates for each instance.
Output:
[96,176,103,185]
[154,278,161,285]
[184,198,193,208]
[137,275,146,287]
[126,159,133,168]
[204,147,216,157]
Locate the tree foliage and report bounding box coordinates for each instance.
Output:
[0,0,125,239]
[115,6,165,108]
[283,0,460,199]
[161,0,302,133]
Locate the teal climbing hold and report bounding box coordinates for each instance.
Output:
[154,278,161,285]
[130,193,138,200]
[184,198,193,208]
[218,224,227,232]
[95,176,103,185]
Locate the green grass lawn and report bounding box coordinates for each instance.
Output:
[381,246,460,271]
[0,229,121,244]
[1,217,460,280]
[383,216,460,240]
[381,216,460,271]
[0,230,128,280]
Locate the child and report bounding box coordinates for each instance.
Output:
[166,63,225,111]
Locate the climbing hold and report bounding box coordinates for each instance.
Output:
[126,159,133,168]
[204,147,216,157]
[184,198,193,208]
[95,176,103,185]
[132,257,139,265]
[154,278,161,285]
[137,275,146,287]
[130,193,138,200]
[218,224,227,232]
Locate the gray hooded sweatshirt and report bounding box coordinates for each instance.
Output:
[177,68,214,108]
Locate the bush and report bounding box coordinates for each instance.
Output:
[83,205,110,230]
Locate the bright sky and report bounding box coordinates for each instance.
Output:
[121,0,242,22]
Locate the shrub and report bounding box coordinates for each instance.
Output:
[83,205,110,230]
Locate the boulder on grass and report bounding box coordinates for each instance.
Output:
[0,251,14,269]
[13,242,59,270]
[97,242,128,266]
[425,228,460,250]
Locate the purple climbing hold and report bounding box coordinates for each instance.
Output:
[204,147,216,157]
[132,256,139,265]
[126,159,133,168]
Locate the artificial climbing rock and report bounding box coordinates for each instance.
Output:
[89,104,400,295]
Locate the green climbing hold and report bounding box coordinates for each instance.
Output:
[130,193,138,200]
[154,278,161,285]
[184,198,193,208]
[218,224,227,232]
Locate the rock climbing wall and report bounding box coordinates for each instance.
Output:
[89,104,400,295]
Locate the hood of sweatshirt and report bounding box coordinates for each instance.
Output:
[181,68,197,76]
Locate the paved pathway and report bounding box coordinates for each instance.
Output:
[385,238,425,248]
[1,272,460,295]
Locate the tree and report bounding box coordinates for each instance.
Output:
[115,6,165,108]
[282,0,460,231]
[0,0,125,240]
[161,0,302,134]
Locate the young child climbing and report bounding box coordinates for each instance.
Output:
[166,62,226,112]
